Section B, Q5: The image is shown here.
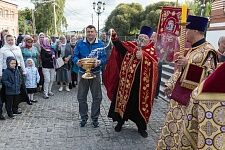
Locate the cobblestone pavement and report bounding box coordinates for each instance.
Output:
[0,85,169,150]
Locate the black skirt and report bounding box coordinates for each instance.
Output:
[26,88,37,94]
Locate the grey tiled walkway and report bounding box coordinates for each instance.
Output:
[0,85,169,150]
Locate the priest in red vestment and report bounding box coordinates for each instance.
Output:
[104,26,158,138]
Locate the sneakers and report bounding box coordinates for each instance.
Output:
[58,86,70,92]
[43,94,49,99]
[0,115,5,120]
[92,121,99,128]
[65,86,70,92]
[138,130,148,138]
[48,92,54,96]
[59,86,63,92]
[80,120,87,127]
[31,100,38,103]
[79,120,99,128]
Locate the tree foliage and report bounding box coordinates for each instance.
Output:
[140,1,176,31]
[18,8,33,34]
[105,1,176,36]
[18,0,67,35]
[195,0,214,3]
[104,1,214,36]
[105,3,143,36]
[34,0,67,35]
[187,0,212,17]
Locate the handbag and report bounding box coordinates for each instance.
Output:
[55,57,64,69]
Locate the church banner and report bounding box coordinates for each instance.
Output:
[155,6,182,63]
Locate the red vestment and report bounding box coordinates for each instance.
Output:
[104,40,158,123]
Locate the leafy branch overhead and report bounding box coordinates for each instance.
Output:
[18,0,213,36]
[18,0,67,35]
[104,0,212,36]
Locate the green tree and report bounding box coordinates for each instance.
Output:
[105,2,176,36]
[33,0,67,35]
[140,1,176,31]
[18,0,67,36]
[187,0,213,17]
[104,1,213,36]
[105,3,143,36]
[18,8,33,34]
[195,0,214,3]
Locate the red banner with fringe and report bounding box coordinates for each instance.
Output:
[155,6,182,63]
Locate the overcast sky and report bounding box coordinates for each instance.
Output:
[10,0,186,31]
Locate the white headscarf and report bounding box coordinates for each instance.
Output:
[25,58,35,68]
[1,34,18,51]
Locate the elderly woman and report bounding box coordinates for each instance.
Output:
[21,36,39,67]
[70,36,78,87]
[56,35,72,92]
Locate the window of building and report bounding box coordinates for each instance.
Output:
[5,10,9,18]
[11,11,14,19]
[0,8,3,17]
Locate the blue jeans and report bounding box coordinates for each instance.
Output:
[77,73,102,121]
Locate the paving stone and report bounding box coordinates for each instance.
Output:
[0,85,169,150]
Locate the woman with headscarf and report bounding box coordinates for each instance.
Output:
[55,35,72,92]
[21,36,39,67]
[40,37,56,99]
[0,34,26,76]
[70,36,78,87]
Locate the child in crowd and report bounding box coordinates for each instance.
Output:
[25,58,40,103]
[2,57,21,119]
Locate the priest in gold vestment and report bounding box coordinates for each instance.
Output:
[157,15,218,149]
[180,62,225,150]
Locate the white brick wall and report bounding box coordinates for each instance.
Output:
[0,0,18,36]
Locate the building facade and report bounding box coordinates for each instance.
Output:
[0,0,18,36]
[206,0,225,50]
[210,0,225,25]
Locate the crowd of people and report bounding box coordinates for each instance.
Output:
[0,13,225,149]
[0,27,110,121]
